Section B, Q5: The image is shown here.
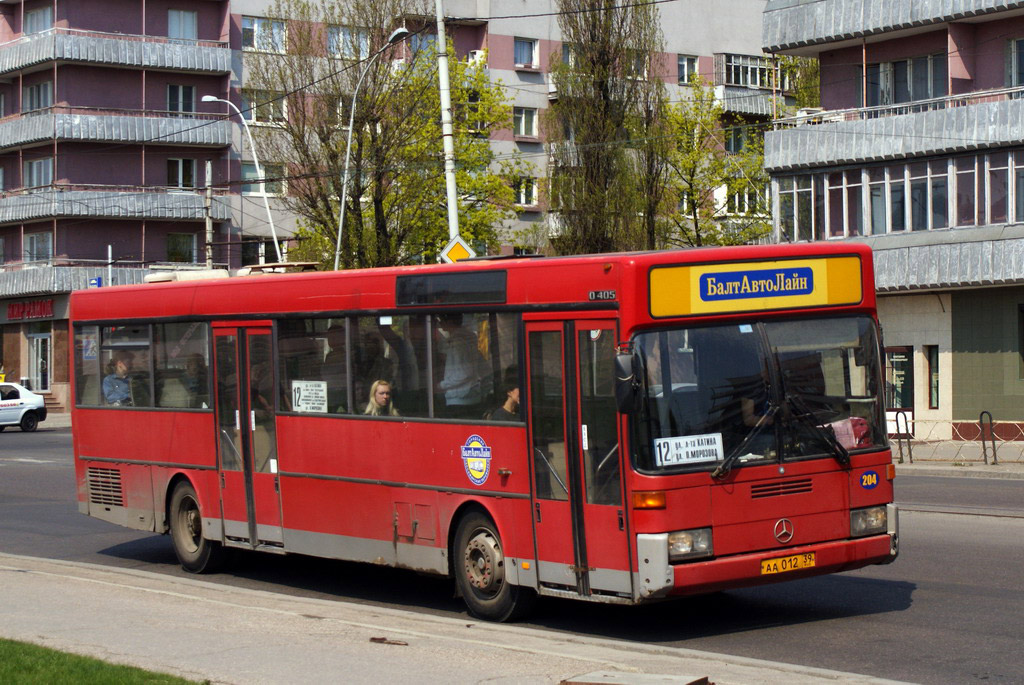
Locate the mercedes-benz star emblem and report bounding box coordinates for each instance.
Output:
[774,518,794,543]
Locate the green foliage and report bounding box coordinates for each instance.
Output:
[779,55,820,109]
[0,638,200,684]
[245,0,529,269]
[661,78,771,247]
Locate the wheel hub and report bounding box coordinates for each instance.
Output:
[463,530,504,594]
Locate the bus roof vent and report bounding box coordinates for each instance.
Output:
[144,269,230,283]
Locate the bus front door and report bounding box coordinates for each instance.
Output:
[525,320,631,597]
[212,326,283,549]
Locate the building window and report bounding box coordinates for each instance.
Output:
[884,347,913,411]
[0,167,5,191]
[22,81,52,112]
[242,16,285,52]
[723,54,775,89]
[242,90,285,123]
[242,162,284,195]
[167,233,197,263]
[24,7,52,35]
[514,38,537,68]
[0,236,5,264]
[167,158,196,188]
[0,93,5,117]
[514,177,537,206]
[24,232,52,263]
[513,107,537,137]
[410,33,436,55]
[168,9,198,42]
[1011,39,1024,86]
[327,26,369,59]
[860,54,947,106]
[778,175,812,241]
[988,151,1009,224]
[167,85,195,114]
[724,126,745,153]
[23,158,52,188]
[561,43,577,66]
[678,55,697,85]
[925,345,939,409]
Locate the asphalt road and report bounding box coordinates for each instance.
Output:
[2,426,1023,684]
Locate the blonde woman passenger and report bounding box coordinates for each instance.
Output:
[364,379,400,417]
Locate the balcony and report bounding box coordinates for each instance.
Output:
[0,185,232,226]
[0,27,231,77]
[763,0,1024,53]
[765,85,1024,171]
[0,261,152,297]
[0,106,231,150]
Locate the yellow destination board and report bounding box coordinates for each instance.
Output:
[649,255,862,317]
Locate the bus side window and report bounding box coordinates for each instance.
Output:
[74,325,103,406]
[277,319,326,413]
[154,322,210,409]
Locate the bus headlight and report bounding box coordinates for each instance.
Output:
[850,506,887,537]
[667,528,713,562]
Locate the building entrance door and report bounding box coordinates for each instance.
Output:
[28,328,51,392]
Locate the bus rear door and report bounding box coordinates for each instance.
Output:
[212,324,283,549]
[525,319,631,597]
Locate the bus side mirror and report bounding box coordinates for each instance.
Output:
[614,352,640,414]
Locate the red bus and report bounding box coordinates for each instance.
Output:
[71,242,898,621]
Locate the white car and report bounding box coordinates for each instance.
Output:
[0,382,48,432]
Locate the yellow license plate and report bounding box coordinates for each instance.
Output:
[760,552,816,575]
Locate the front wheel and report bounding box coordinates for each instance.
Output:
[169,481,225,573]
[453,512,535,622]
[19,412,38,432]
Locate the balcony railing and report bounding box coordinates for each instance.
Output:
[0,184,233,225]
[0,105,231,149]
[0,27,231,76]
[773,84,1024,128]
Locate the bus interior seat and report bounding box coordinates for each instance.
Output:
[157,376,189,408]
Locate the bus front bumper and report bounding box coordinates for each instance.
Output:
[636,505,899,600]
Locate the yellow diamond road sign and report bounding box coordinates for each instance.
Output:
[441,235,476,263]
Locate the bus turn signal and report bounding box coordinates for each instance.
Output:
[633,491,666,509]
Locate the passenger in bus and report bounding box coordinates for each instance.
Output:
[322,324,348,412]
[354,329,395,407]
[436,314,488,418]
[364,379,400,417]
[488,371,519,421]
[102,350,134,406]
[183,353,208,407]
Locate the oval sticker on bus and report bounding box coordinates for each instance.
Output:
[860,471,879,489]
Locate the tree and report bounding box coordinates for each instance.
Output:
[244,0,529,268]
[661,78,771,247]
[545,0,666,255]
[779,55,820,110]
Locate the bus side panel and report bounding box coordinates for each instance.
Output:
[275,416,532,572]
[74,409,218,468]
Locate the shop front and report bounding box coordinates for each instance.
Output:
[0,295,69,411]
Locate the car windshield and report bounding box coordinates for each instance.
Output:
[632,316,886,473]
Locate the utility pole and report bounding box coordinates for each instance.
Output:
[205,160,213,268]
[434,0,460,240]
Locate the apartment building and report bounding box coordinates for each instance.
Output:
[763,0,1024,438]
[0,0,772,410]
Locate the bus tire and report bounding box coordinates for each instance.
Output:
[169,481,225,574]
[20,412,38,432]
[454,512,535,622]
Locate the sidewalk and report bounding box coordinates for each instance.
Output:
[0,552,907,685]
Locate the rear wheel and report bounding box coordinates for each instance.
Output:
[19,412,38,432]
[0,426,6,432]
[454,512,535,622]
[169,481,225,573]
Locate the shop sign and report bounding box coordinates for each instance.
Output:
[7,299,54,321]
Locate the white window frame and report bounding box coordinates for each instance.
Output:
[513,107,537,137]
[242,89,285,124]
[410,33,436,55]
[242,16,285,53]
[168,9,198,42]
[167,158,196,188]
[25,232,53,263]
[514,37,538,69]
[242,162,284,195]
[724,54,773,89]
[23,157,53,188]
[514,177,537,206]
[328,25,370,60]
[167,84,195,114]
[678,55,697,85]
[24,7,53,35]
[22,81,52,112]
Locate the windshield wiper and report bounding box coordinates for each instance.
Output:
[784,393,850,467]
[711,401,779,479]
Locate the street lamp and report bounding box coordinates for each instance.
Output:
[333,27,410,271]
[202,94,284,263]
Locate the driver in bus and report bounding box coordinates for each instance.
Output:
[103,350,134,406]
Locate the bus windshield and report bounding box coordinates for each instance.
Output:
[633,316,885,473]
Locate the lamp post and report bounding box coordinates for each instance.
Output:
[333,27,410,271]
[202,94,284,264]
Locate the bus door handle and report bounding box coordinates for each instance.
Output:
[234,410,240,431]
[250,410,256,432]
[617,509,624,531]
[535,503,542,523]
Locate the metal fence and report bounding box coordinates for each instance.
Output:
[890,413,1020,465]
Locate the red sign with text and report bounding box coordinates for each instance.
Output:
[7,299,54,320]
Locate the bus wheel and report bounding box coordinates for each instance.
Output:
[454,512,535,622]
[169,481,225,573]
[19,412,38,432]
